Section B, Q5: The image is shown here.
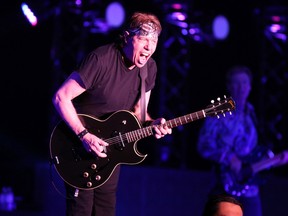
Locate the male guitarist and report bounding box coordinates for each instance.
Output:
[52,12,172,216]
[197,65,263,216]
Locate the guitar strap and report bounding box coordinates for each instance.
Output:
[140,63,148,123]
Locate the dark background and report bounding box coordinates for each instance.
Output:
[1,0,288,214]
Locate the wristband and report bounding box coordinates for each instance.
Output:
[77,129,88,139]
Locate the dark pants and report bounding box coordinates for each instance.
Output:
[65,166,121,216]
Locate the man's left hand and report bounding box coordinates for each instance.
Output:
[151,118,172,139]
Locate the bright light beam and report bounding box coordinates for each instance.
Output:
[21,2,38,26]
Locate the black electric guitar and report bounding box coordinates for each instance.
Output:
[222,150,288,196]
[50,97,235,190]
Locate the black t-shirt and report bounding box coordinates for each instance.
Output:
[73,43,157,118]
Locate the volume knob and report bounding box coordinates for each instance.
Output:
[95,175,101,181]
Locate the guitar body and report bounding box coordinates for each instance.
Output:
[221,148,288,196]
[50,110,146,190]
[220,163,256,197]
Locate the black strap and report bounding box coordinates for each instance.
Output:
[77,129,88,139]
[140,64,148,123]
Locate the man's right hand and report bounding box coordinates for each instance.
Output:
[81,133,108,158]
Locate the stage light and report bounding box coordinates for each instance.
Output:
[270,24,281,33]
[170,11,187,22]
[266,15,287,42]
[75,0,82,7]
[83,1,126,34]
[212,15,230,40]
[268,24,287,41]
[264,6,288,43]
[187,24,204,42]
[83,11,109,34]
[105,2,125,28]
[164,3,230,44]
[165,3,188,28]
[21,2,38,26]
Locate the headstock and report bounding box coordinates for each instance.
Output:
[204,96,236,118]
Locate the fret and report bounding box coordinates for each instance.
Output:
[179,117,183,125]
[135,130,140,139]
[184,115,188,123]
[126,132,132,142]
[141,128,146,137]
[131,131,136,142]
[195,111,199,119]
[189,113,194,121]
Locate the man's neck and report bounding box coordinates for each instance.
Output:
[121,48,135,70]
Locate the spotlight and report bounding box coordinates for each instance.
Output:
[164,3,230,44]
[21,2,38,26]
[268,25,287,41]
[83,1,126,34]
[105,2,125,28]
[267,16,287,42]
[165,3,188,28]
[188,24,204,42]
[83,11,109,34]
[212,15,230,40]
[264,6,288,43]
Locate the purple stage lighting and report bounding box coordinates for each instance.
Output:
[166,3,188,29]
[212,15,230,40]
[105,2,125,28]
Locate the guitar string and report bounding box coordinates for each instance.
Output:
[104,126,154,145]
[103,114,200,146]
[101,107,225,146]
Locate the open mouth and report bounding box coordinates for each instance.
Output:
[139,53,149,64]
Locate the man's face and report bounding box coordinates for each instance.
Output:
[215,202,243,216]
[124,23,159,68]
[227,72,251,104]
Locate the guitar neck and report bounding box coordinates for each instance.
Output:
[165,110,206,128]
[252,152,287,174]
[125,110,206,143]
[122,96,235,145]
